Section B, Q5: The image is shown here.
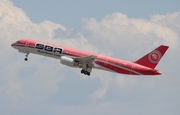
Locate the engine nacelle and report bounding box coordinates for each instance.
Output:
[60,56,79,67]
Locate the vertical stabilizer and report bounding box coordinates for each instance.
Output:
[135,45,169,69]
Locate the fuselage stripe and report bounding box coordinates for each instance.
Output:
[96,60,143,75]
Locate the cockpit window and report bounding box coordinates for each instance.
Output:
[16,41,21,44]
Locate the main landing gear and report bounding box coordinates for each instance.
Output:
[81,69,90,76]
[24,53,29,61]
[80,63,92,76]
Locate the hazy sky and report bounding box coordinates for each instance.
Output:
[0,0,180,115]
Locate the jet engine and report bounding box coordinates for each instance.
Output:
[60,56,79,67]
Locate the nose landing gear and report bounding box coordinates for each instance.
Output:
[24,53,29,61]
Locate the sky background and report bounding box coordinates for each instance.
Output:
[0,0,180,115]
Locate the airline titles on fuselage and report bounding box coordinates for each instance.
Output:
[35,43,63,57]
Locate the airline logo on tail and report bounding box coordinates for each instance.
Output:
[148,50,162,63]
[135,45,169,69]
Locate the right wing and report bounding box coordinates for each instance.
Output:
[73,55,97,67]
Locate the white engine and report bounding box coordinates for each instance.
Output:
[60,56,79,67]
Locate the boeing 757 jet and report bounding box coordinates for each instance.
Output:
[11,39,169,76]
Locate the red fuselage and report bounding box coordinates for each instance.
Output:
[11,39,166,76]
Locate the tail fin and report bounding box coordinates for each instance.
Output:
[135,45,169,69]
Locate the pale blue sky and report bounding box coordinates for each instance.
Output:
[12,0,180,29]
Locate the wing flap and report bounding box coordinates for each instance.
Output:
[73,55,96,66]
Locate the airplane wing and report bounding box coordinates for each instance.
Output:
[73,55,96,67]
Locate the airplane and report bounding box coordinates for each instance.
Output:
[11,39,169,76]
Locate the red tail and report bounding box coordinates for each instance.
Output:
[135,45,169,69]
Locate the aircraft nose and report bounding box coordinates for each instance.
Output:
[11,43,15,47]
